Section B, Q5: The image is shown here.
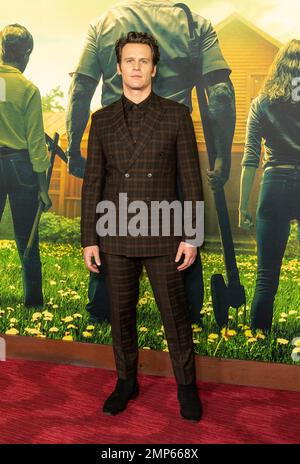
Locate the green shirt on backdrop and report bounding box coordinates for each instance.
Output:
[0,63,50,173]
[71,0,231,110]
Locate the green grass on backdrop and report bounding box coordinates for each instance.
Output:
[0,208,299,365]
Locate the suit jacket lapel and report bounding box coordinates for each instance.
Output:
[126,95,166,171]
[109,99,133,152]
[110,92,167,171]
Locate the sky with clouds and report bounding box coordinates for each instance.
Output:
[1,0,299,110]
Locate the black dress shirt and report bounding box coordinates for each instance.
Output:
[122,91,154,144]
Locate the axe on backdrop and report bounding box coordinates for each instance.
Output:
[23,132,67,260]
[174,3,247,328]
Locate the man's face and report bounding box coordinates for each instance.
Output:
[117,43,156,91]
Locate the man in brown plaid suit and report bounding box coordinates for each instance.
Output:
[81,32,203,421]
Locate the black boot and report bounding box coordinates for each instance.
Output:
[177,381,202,422]
[103,377,139,416]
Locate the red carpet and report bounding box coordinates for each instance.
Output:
[0,359,299,444]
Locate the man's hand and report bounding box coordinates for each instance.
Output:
[175,241,197,271]
[83,245,101,273]
[238,209,254,230]
[67,151,86,179]
[206,157,230,192]
[38,191,52,211]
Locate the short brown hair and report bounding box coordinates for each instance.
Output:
[0,24,33,63]
[115,31,160,66]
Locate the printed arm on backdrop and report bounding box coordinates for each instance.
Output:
[239,98,263,230]
[203,70,236,191]
[66,20,102,178]
[195,17,236,191]
[25,86,52,211]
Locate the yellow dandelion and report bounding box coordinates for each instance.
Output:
[67,324,77,329]
[227,329,237,336]
[62,335,73,341]
[73,313,83,319]
[192,327,202,333]
[86,325,95,331]
[193,339,200,344]
[42,310,53,317]
[277,338,289,345]
[156,331,163,336]
[247,338,257,343]
[82,331,92,338]
[138,298,147,305]
[139,327,149,332]
[162,347,169,352]
[278,318,287,323]
[25,328,40,335]
[52,305,59,309]
[244,329,253,338]
[221,328,236,341]
[292,347,300,355]
[288,310,297,315]
[208,333,219,340]
[36,334,46,338]
[32,312,42,320]
[49,327,59,333]
[9,318,17,323]
[256,333,266,340]
[293,339,300,347]
[9,285,15,290]
[191,323,200,329]
[61,316,74,323]
[280,312,288,318]
[5,328,19,335]
[142,347,151,350]
[162,339,168,345]
[72,295,81,300]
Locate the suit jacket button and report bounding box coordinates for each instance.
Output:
[147,173,153,178]
[124,173,130,178]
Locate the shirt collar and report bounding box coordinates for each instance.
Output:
[0,63,21,73]
[122,91,154,113]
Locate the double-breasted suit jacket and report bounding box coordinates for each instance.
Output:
[81,91,203,257]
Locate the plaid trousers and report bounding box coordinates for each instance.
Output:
[100,250,196,385]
